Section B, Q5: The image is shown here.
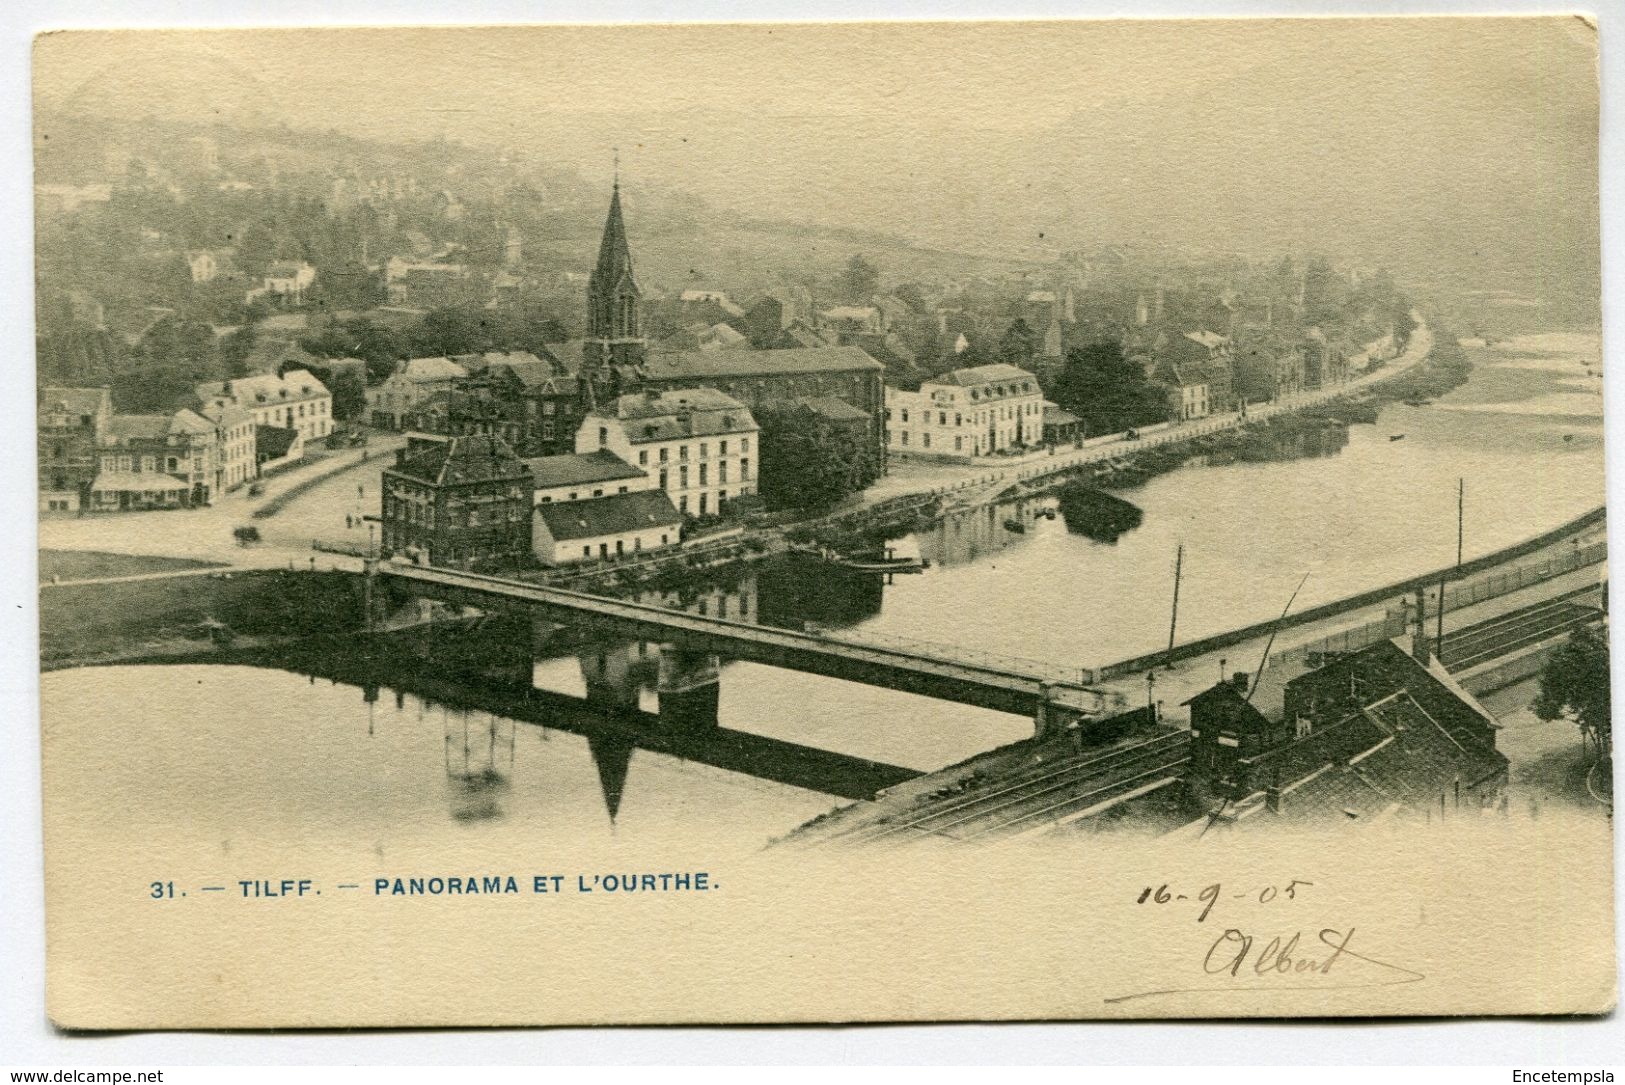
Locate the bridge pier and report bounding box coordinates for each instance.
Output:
[531,616,566,655]
[657,646,721,729]
[580,644,644,711]
[1034,683,1104,741]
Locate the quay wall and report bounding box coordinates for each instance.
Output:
[1093,505,1607,681]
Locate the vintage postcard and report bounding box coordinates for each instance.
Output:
[32,17,1614,1028]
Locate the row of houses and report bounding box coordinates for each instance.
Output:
[366,343,887,463]
[380,387,761,569]
[880,320,1363,463]
[38,369,333,513]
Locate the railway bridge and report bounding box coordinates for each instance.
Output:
[372,563,1117,732]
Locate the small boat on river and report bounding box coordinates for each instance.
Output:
[832,556,930,573]
[794,543,929,573]
[1389,434,1406,442]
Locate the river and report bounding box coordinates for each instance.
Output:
[41,334,1607,853]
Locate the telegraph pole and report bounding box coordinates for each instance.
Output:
[1436,478,1463,658]
[1167,542,1184,651]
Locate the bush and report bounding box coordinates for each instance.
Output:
[233,525,261,546]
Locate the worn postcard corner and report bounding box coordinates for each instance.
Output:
[32,16,1614,1029]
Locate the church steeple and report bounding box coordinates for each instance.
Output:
[584,165,645,383]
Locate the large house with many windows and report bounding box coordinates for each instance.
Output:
[368,356,468,429]
[89,409,219,511]
[194,369,334,445]
[579,389,758,520]
[380,434,534,570]
[883,363,1044,459]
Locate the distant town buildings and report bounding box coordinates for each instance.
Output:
[248,261,316,306]
[368,356,468,430]
[384,255,469,307]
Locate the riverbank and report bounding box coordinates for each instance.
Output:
[38,568,364,670]
[38,549,225,584]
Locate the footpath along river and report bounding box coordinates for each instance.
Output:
[41,334,1606,853]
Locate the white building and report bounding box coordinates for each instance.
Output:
[187,251,218,283]
[250,261,316,305]
[533,489,683,566]
[578,389,758,519]
[367,356,468,429]
[192,400,257,492]
[884,363,1044,459]
[817,305,884,336]
[195,369,334,446]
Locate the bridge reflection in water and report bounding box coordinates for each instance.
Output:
[265,561,919,824]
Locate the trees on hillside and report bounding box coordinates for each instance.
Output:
[112,317,219,412]
[999,318,1040,369]
[1051,340,1169,437]
[837,254,880,306]
[220,324,257,380]
[299,318,407,383]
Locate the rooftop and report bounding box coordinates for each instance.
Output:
[794,395,872,423]
[105,414,173,440]
[536,489,681,542]
[598,389,759,444]
[930,364,1040,396]
[196,369,330,407]
[525,450,646,491]
[255,424,300,458]
[395,356,468,382]
[39,387,109,418]
[1184,330,1230,349]
[388,434,529,487]
[640,345,882,381]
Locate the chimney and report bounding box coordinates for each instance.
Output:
[1411,590,1431,664]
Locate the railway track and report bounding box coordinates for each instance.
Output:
[949,750,1196,844]
[812,589,1601,849]
[1440,596,1601,672]
[830,729,1191,846]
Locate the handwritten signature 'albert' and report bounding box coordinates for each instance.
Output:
[1105,926,1427,1005]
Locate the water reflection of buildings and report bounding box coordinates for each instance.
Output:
[274,556,909,831]
[918,500,1045,568]
[442,706,515,823]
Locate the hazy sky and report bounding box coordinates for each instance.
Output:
[33,19,1601,292]
[36,19,1595,128]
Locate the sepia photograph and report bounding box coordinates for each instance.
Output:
[20,13,1618,1035]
